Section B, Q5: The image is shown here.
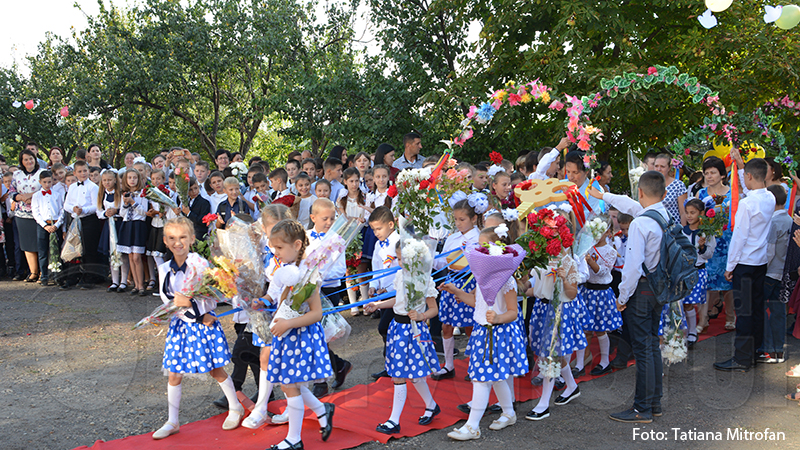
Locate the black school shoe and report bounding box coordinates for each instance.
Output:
[376,419,400,434]
[609,408,653,423]
[554,387,580,405]
[713,357,751,372]
[312,382,329,398]
[331,360,352,390]
[319,403,335,441]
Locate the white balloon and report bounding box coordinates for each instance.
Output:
[698,9,719,29]
[706,0,733,12]
[12,101,21,108]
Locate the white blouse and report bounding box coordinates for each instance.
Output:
[586,244,616,285]
[473,276,517,326]
[392,271,438,316]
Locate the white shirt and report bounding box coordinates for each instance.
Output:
[392,271,437,316]
[586,244,616,285]
[32,189,65,229]
[726,188,775,272]
[158,253,214,323]
[306,229,346,288]
[119,192,148,222]
[370,230,400,291]
[617,201,670,305]
[766,209,793,280]
[296,195,315,229]
[96,190,121,220]
[472,276,517,326]
[63,179,99,219]
[434,226,479,271]
[209,192,227,213]
[682,226,716,266]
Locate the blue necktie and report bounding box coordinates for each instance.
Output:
[311,231,325,239]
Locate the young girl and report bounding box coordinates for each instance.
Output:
[293,173,315,229]
[526,248,585,421]
[338,167,369,314]
[356,165,394,313]
[242,204,292,429]
[152,217,244,440]
[118,169,149,296]
[266,219,335,450]
[146,170,169,291]
[432,198,481,380]
[364,240,440,434]
[491,171,513,210]
[577,220,621,376]
[682,199,716,347]
[441,226,527,440]
[96,170,124,292]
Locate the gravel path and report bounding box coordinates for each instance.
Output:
[0,282,797,450]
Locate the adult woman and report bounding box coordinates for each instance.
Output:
[596,160,612,192]
[48,147,65,168]
[374,143,399,181]
[696,156,735,332]
[654,153,687,224]
[152,154,166,171]
[87,144,112,170]
[10,149,47,282]
[231,152,244,163]
[330,145,347,162]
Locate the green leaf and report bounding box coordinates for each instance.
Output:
[692,93,705,104]
[688,84,700,95]
[600,79,614,90]
[677,73,689,85]
[665,75,677,85]
[687,77,698,86]
[608,89,618,98]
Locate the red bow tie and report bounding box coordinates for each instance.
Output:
[42,190,51,196]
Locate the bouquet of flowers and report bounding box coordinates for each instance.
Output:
[398,228,438,369]
[532,255,567,379]
[572,215,610,258]
[661,302,687,365]
[192,214,218,259]
[230,161,248,184]
[144,183,178,210]
[516,207,574,274]
[211,216,267,299]
[174,167,190,208]
[465,240,527,363]
[345,229,363,278]
[108,219,123,269]
[61,218,83,262]
[48,232,62,274]
[394,167,439,233]
[698,199,729,238]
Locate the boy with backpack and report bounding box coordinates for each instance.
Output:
[591,170,697,423]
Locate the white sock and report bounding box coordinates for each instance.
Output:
[388,383,407,424]
[560,365,578,397]
[252,370,272,416]
[466,382,491,429]
[411,379,436,416]
[111,267,120,285]
[299,385,327,426]
[167,383,181,425]
[218,376,241,412]
[284,395,304,446]
[347,283,358,306]
[493,379,514,415]
[153,255,165,268]
[505,376,516,404]
[686,309,697,341]
[534,377,554,413]
[359,284,369,302]
[121,256,130,286]
[598,334,610,367]
[575,348,585,371]
[147,256,157,281]
[442,337,455,371]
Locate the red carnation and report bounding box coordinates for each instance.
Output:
[558,225,571,237]
[387,185,398,198]
[538,208,554,219]
[529,241,540,252]
[527,213,539,228]
[489,151,503,165]
[202,213,218,225]
[554,215,567,227]
[545,238,562,256]
[419,179,430,189]
[561,234,574,248]
[540,226,555,239]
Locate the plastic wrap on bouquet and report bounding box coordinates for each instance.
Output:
[571,214,610,259]
[661,301,687,365]
[233,296,273,344]
[211,216,267,299]
[145,185,178,210]
[48,232,62,274]
[628,149,644,202]
[108,219,123,269]
[61,218,83,262]
[532,260,559,301]
[133,303,183,330]
[320,295,351,349]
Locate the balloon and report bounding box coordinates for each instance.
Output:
[705,0,733,12]
[12,101,21,108]
[775,4,800,29]
[698,9,718,29]
[764,5,783,23]
[25,100,34,110]
[60,105,69,117]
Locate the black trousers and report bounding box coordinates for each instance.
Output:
[230,323,261,392]
[1,217,18,275]
[732,264,767,365]
[79,215,104,283]
[626,279,662,413]
[320,286,347,377]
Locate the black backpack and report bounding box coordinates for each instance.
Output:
[640,210,699,305]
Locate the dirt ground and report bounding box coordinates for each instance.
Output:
[0,281,798,450]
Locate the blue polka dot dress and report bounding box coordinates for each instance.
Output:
[439,275,476,327]
[163,314,231,374]
[580,286,623,332]
[682,268,708,305]
[252,332,269,347]
[385,319,440,379]
[532,300,589,357]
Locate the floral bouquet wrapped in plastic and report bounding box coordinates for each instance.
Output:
[48,233,62,274]
[174,167,190,208]
[661,302,687,365]
[572,215,610,259]
[108,219,123,269]
[516,207,573,275]
[211,216,267,299]
[144,183,178,210]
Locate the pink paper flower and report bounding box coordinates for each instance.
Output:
[647,67,658,75]
[508,93,522,106]
[549,100,564,111]
[578,140,590,151]
[467,105,477,118]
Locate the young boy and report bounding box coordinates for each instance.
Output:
[313,157,344,202]
[472,164,489,193]
[758,184,791,364]
[194,161,211,199]
[268,168,291,202]
[608,212,633,368]
[88,166,102,186]
[715,158,775,372]
[32,171,64,286]
[368,206,401,380]
[63,161,101,288]
[314,179,332,202]
[64,171,77,191]
[306,198,353,395]
[285,159,301,194]
[215,177,250,229]
[244,172,270,220]
[50,163,67,199]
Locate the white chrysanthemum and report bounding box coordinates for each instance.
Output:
[538,357,561,379]
[488,244,504,256]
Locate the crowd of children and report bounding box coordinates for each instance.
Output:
[2,136,799,447]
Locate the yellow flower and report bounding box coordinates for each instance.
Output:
[584,125,600,135]
[520,93,532,103]
[540,91,551,104]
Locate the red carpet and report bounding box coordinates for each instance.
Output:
[74,316,731,450]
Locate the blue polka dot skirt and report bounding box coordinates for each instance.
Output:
[659,303,687,336]
[439,275,476,327]
[252,332,269,348]
[267,322,333,385]
[467,322,529,382]
[528,298,550,356]
[385,319,440,379]
[162,316,231,374]
[530,300,588,357]
[580,286,623,332]
[682,268,708,305]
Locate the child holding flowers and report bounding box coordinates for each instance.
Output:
[364,237,441,435]
[682,199,716,347]
[440,225,528,440]
[96,170,124,292]
[152,216,244,440]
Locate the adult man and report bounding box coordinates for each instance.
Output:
[392,132,424,171]
[564,150,605,213]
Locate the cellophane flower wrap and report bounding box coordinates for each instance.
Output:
[661,301,687,365]
[48,232,62,274]
[465,242,526,364]
[398,227,437,370]
[572,215,610,259]
[516,207,574,276]
[145,183,178,210]
[698,195,729,238]
[531,252,577,379]
[345,229,363,277]
[108,218,122,269]
[174,167,190,208]
[394,167,438,233]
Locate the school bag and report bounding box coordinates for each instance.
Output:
[640,210,699,305]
